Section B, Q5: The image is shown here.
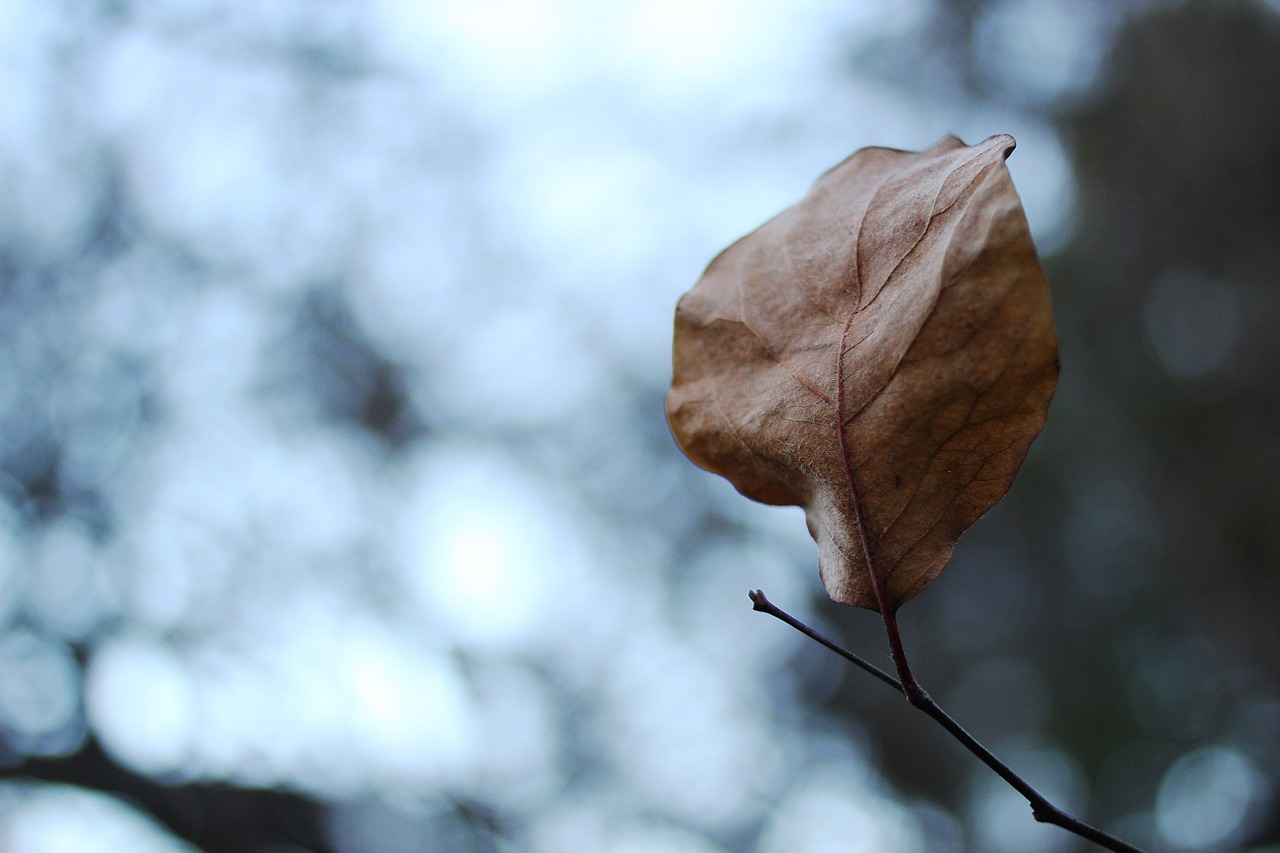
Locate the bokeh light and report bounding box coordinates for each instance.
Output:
[1155,746,1268,850]
[0,784,196,853]
[3,2,1279,852]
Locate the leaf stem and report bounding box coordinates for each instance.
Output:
[749,589,1147,853]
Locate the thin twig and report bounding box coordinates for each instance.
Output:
[749,589,1147,853]
[749,590,900,690]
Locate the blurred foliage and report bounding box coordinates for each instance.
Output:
[0,2,1278,852]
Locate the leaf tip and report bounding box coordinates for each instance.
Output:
[981,132,1018,160]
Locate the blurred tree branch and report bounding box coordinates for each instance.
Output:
[2,737,335,853]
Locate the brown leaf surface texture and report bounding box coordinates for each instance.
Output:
[667,135,1059,612]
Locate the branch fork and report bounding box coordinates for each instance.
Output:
[749,589,1146,853]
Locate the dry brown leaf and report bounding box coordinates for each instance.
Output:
[667,134,1059,612]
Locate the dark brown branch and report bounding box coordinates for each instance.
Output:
[749,589,1147,853]
[749,589,899,690]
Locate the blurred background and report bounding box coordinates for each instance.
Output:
[1,0,1278,851]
